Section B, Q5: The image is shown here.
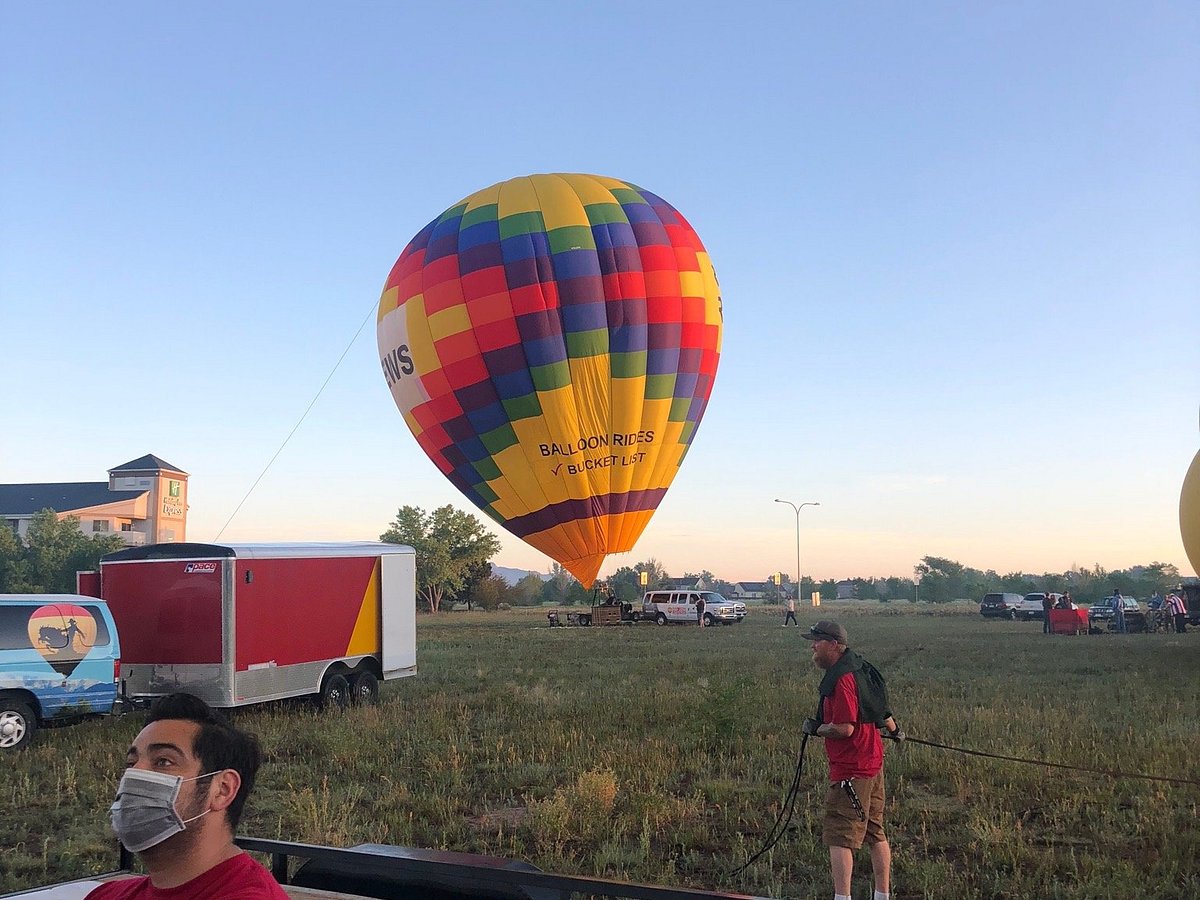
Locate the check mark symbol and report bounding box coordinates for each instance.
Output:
[552,464,563,475]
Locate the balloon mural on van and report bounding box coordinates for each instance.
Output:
[27,603,97,678]
[377,174,722,586]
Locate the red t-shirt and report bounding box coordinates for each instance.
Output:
[85,852,289,900]
[822,671,884,781]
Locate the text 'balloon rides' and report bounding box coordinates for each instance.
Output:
[377,173,722,586]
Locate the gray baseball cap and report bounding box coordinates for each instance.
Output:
[802,620,849,644]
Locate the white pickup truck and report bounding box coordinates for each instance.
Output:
[641,590,746,626]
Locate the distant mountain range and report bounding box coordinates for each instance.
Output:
[492,565,550,586]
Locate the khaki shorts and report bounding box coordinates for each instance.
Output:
[822,771,886,849]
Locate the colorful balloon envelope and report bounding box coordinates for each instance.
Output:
[377,174,722,586]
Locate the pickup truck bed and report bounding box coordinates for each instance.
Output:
[10,838,769,900]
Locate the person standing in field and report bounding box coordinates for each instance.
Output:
[87,693,288,900]
[695,593,706,627]
[1112,589,1127,634]
[801,621,904,900]
[1166,592,1188,633]
[1041,593,1054,633]
[784,595,798,627]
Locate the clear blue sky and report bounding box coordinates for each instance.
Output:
[2,2,1197,582]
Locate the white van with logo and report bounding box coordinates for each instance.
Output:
[641,590,746,626]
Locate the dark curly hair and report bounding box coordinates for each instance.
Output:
[145,693,263,830]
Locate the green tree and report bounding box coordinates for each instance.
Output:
[565,578,590,606]
[710,578,738,599]
[451,559,493,611]
[511,573,547,606]
[634,558,670,590]
[999,571,1036,594]
[22,510,125,593]
[0,525,32,592]
[1133,561,1180,597]
[851,577,876,600]
[816,578,837,603]
[541,563,594,606]
[684,570,722,590]
[541,563,574,605]
[760,574,782,603]
[469,574,511,611]
[607,566,642,601]
[380,505,501,613]
[914,556,972,603]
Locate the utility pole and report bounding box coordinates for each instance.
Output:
[774,499,820,605]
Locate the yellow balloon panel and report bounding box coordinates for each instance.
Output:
[1180,449,1200,577]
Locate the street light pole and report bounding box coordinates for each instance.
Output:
[775,499,820,605]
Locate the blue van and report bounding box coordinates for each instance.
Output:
[0,594,121,750]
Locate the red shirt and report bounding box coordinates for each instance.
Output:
[86,852,289,900]
[822,671,884,780]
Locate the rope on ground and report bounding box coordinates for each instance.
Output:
[906,736,1200,786]
[728,734,810,877]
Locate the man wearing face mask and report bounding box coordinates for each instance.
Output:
[86,693,288,899]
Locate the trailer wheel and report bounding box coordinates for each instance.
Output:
[320,674,351,711]
[655,613,668,626]
[349,672,380,706]
[0,698,36,751]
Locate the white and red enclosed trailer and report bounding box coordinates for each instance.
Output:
[78,542,416,708]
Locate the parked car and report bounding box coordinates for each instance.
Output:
[642,590,746,625]
[1010,592,1065,620]
[979,592,1025,619]
[1088,596,1146,632]
[0,594,121,751]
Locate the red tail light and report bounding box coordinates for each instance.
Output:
[114,659,120,683]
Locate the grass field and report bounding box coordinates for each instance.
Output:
[2,603,1198,899]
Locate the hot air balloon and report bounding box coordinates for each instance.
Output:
[377,174,722,586]
[1181,448,1200,578]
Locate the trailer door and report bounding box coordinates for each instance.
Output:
[101,557,227,703]
[380,551,416,676]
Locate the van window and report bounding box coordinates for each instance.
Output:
[0,608,30,650]
[0,605,111,651]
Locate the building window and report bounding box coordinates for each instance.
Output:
[120,523,134,532]
[168,480,181,498]
[92,520,109,532]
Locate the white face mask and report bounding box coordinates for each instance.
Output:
[109,767,223,852]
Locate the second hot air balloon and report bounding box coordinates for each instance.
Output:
[377,173,722,586]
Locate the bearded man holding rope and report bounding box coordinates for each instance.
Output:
[802,621,905,900]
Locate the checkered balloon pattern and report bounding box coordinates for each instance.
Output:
[377,174,722,586]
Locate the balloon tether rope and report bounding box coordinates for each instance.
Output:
[213,302,377,541]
